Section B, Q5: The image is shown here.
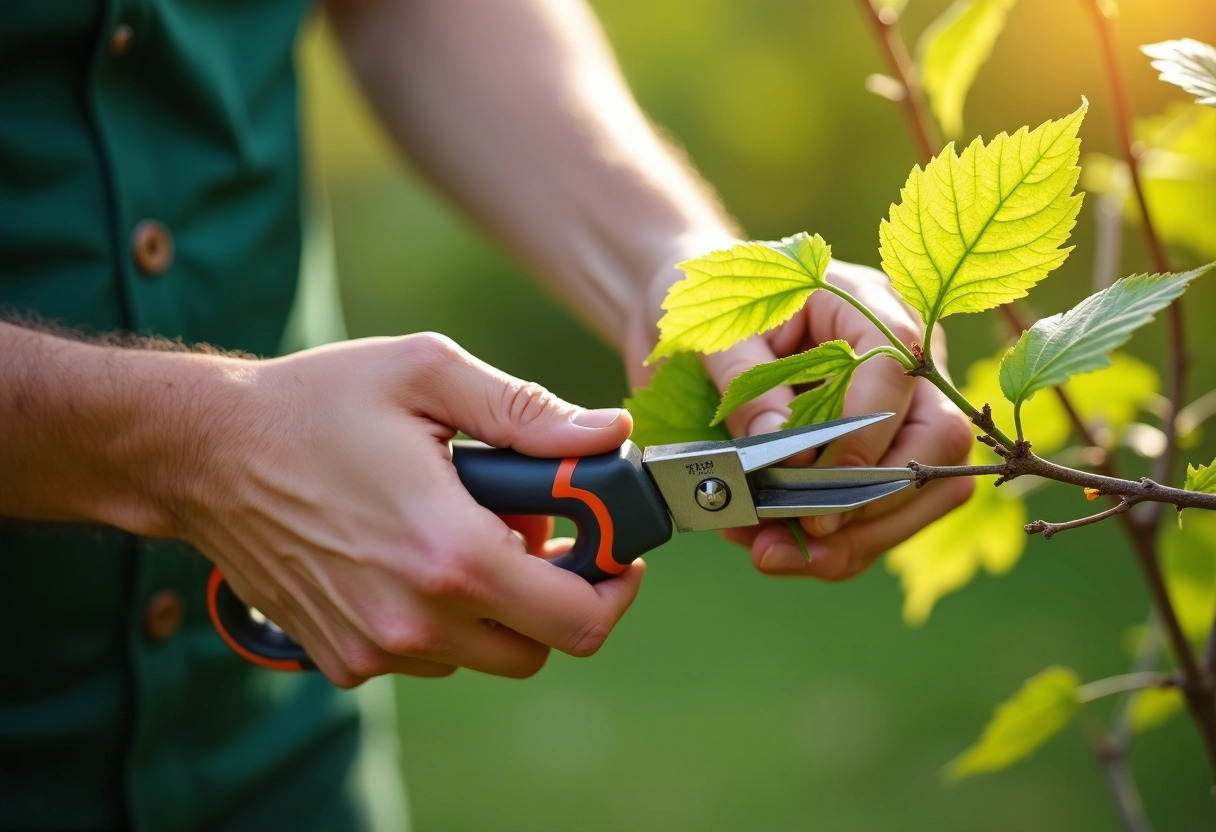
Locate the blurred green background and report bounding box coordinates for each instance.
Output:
[299,2,1216,829]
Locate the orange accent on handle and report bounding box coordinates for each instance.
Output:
[206,568,307,672]
[552,458,624,576]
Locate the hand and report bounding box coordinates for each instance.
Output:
[173,333,643,687]
[629,258,973,582]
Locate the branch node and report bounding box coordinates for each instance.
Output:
[1025,519,1052,538]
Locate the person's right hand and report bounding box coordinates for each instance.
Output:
[172,333,642,688]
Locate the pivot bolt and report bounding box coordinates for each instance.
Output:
[695,478,731,512]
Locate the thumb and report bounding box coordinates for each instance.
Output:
[418,337,632,457]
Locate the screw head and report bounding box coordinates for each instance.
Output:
[695,478,731,511]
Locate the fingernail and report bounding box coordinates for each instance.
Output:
[810,514,842,536]
[572,408,625,428]
[748,411,787,437]
[759,543,808,574]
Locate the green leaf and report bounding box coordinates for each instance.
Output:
[646,233,831,364]
[965,350,1158,458]
[623,353,730,448]
[887,454,1027,625]
[945,666,1081,781]
[999,264,1212,410]
[784,369,857,429]
[1160,509,1216,640]
[713,340,856,424]
[1128,687,1184,735]
[1142,39,1216,107]
[1184,458,1216,494]
[879,103,1086,327]
[917,0,1017,139]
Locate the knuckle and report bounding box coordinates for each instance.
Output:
[816,554,859,583]
[327,670,366,690]
[341,644,389,679]
[373,617,448,658]
[714,353,760,387]
[413,543,483,602]
[501,380,558,427]
[565,616,612,658]
[815,537,873,583]
[403,331,463,374]
[829,448,872,470]
[504,648,550,679]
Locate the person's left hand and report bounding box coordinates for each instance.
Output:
[626,256,974,582]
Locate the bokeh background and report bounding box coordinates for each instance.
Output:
[298,2,1216,829]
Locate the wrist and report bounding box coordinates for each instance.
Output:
[83,346,258,540]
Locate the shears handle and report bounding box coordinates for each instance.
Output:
[207,440,673,671]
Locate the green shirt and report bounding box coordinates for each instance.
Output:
[0,1,388,828]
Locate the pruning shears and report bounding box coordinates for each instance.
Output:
[207,412,915,671]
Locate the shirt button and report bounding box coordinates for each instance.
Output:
[130,219,174,276]
[143,589,185,643]
[109,24,134,58]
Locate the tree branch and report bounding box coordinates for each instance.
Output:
[854,0,940,165]
[1081,0,1187,533]
[908,453,1216,513]
[1083,715,1155,832]
[1026,497,1139,540]
[1080,0,1215,776]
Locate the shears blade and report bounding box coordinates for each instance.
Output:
[642,413,915,533]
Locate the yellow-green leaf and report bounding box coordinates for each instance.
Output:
[783,369,857,429]
[999,265,1211,411]
[879,103,1086,327]
[917,0,1017,139]
[624,353,730,448]
[1128,687,1184,735]
[945,666,1081,781]
[647,233,831,364]
[887,454,1027,626]
[1160,509,1216,640]
[714,340,856,425]
[1184,458,1216,494]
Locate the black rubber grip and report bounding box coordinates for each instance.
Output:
[451,439,673,583]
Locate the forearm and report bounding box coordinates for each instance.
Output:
[325,0,738,348]
[0,321,248,536]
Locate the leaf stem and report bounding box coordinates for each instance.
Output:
[823,283,919,367]
[1078,672,1175,704]
[913,359,1019,450]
